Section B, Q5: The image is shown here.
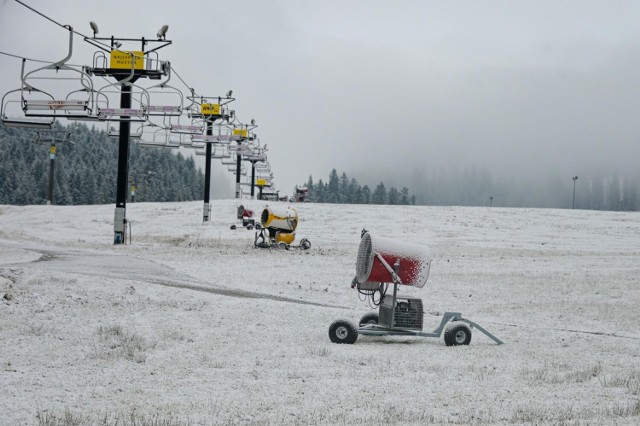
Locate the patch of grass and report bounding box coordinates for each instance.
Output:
[94,325,155,363]
[211,360,226,369]
[603,400,640,417]
[37,408,87,426]
[599,369,640,395]
[36,408,192,426]
[24,322,49,336]
[520,361,602,384]
[307,346,331,357]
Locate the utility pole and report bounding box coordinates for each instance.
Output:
[572,176,578,209]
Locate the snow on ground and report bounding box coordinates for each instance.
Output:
[0,200,639,425]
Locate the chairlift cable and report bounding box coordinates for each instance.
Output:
[169,64,199,99]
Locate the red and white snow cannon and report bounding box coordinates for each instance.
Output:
[328,230,503,346]
[230,205,259,230]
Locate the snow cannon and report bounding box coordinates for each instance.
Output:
[356,231,431,288]
[261,206,298,232]
[237,205,254,220]
[230,205,258,230]
[328,230,504,346]
[254,206,311,250]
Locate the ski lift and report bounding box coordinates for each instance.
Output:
[191,133,233,143]
[108,122,144,139]
[136,126,181,148]
[187,91,234,122]
[141,61,183,117]
[228,143,254,155]
[170,123,204,135]
[17,27,97,120]
[221,154,237,165]
[92,51,148,122]
[228,163,247,175]
[1,90,54,129]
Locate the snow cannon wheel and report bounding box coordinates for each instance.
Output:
[329,320,358,344]
[246,224,254,230]
[444,322,472,346]
[300,238,311,250]
[358,313,379,327]
[278,242,289,250]
[230,225,237,230]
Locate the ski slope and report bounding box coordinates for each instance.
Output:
[1,200,639,424]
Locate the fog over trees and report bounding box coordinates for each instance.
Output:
[345,165,639,211]
[1,120,636,211]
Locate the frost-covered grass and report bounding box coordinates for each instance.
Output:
[1,200,639,425]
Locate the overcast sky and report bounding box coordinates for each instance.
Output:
[1,0,639,195]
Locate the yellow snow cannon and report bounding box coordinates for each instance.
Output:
[254,206,310,250]
[261,206,298,232]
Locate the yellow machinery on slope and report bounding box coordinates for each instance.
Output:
[255,206,311,250]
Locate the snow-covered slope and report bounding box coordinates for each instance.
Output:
[1,200,639,425]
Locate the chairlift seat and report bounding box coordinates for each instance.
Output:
[98,108,145,122]
[1,116,54,129]
[108,129,143,139]
[170,124,203,134]
[146,105,182,116]
[24,99,88,111]
[191,134,232,143]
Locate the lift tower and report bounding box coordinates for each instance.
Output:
[85,28,171,244]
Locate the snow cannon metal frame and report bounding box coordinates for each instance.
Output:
[254,206,311,250]
[328,231,503,346]
[230,205,260,230]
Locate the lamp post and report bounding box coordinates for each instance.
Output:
[572,176,578,209]
[33,128,73,205]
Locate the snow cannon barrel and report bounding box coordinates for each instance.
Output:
[261,206,298,232]
[356,232,431,288]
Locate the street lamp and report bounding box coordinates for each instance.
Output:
[572,176,578,209]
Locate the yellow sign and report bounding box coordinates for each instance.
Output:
[233,128,248,138]
[256,178,267,187]
[110,50,144,70]
[200,103,221,116]
[49,146,56,154]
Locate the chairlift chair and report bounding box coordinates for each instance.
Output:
[137,126,180,148]
[1,88,54,129]
[108,122,144,139]
[141,62,183,117]
[221,155,237,165]
[19,28,98,120]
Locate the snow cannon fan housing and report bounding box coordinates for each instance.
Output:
[356,232,431,287]
[261,206,298,244]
